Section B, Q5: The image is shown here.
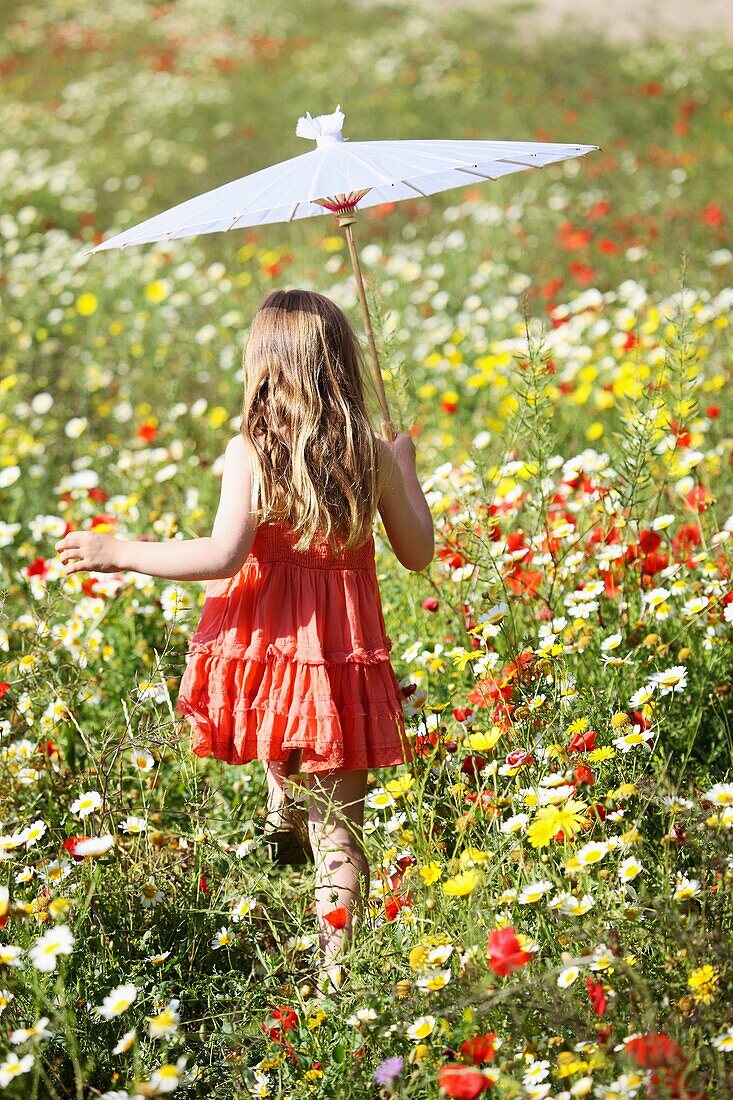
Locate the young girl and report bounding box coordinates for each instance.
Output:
[55,287,435,997]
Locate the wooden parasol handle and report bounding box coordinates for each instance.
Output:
[337,213,397,442]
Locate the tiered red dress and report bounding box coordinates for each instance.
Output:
[174,520,413,773]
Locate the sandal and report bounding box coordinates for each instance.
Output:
[264,803,313,866]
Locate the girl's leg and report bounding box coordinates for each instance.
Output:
[307,767,369,992]
[265,748,303,828]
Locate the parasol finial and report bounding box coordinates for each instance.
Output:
[295,105,347,147]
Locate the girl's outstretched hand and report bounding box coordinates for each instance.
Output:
[55,531,122,575]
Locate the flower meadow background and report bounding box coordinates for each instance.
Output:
[1,0,733,1096]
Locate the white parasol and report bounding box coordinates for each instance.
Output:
[83,106,600,438]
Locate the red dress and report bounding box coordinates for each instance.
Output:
[175,520,413,773]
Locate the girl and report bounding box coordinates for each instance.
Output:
[55,287,435,997]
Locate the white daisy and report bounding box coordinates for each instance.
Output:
[112,1028,137,1055]
[519,880,554,905]
[406,1015,436,1041]
[701,783,733,807]
[0,1052,34,1088]
[618,857,642,882]
[557,965,580,988]
[69,791,102,818]
[95,983,138,1020]
[211,927,235,950]
[647,665,688,696]
[29,925,74,973]
[711,1026,733,1053]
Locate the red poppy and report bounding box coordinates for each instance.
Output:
[642,551,669,576]
[26,557,49,578]
[540,276,565,300]
[685,485,713,513]
[504,568,544,596]
[700,203,724,228]
[459,1033,497,1064]
[587,199,611,219]
[63,836,87,862]
[673,524,702,554]
[0,682,10,701]
[461,754,487,777]
[585,977,608,1016]
[568,728,597,753]
[487,927,533,976]
[573,764,595,787]
[639,529,661,554]
[625,1033,685,1069]
[137,420,158,443]
[323,906,348,929]
[384,893,412,921]
[262,1006,299,1038]
[567,261,597,285]
[413,731,440,757]
[557,221,593,251]
[90,514,117,530]
[437,1065,494,1098]
[422,597,440,612]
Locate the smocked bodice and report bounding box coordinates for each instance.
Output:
[246,521,376,571]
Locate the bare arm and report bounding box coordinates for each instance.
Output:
[56,435,258,582]
[376,433,434,572]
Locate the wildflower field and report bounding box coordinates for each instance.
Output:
[1,0,732,1096]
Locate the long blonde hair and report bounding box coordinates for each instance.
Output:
[240,288,381,554]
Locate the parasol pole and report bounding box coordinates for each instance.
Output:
[314,194,396,442]
[339,213,396,442]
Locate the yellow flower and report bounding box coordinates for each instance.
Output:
[610,712,631,729]
[307,1006,326,1029]
[409,945,429,972]
[556,1052,589,1077]
[207,406,230,430]
[419,862,442,886]
[459,847,490,867]
[145,279,170,304]
[385,774,415,798]
[566,717,590,736]
[526,801,588,849]
[452,649,478,670]
[688,964,718,1003]
[465,727,503,752]
[607,782,636,799]
[441,869,481,896]
[587,747,615,763]
[76,292,98,316]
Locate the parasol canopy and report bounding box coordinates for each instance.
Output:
[81,106,600,437]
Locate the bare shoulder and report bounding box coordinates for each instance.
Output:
[225,434,253,463]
